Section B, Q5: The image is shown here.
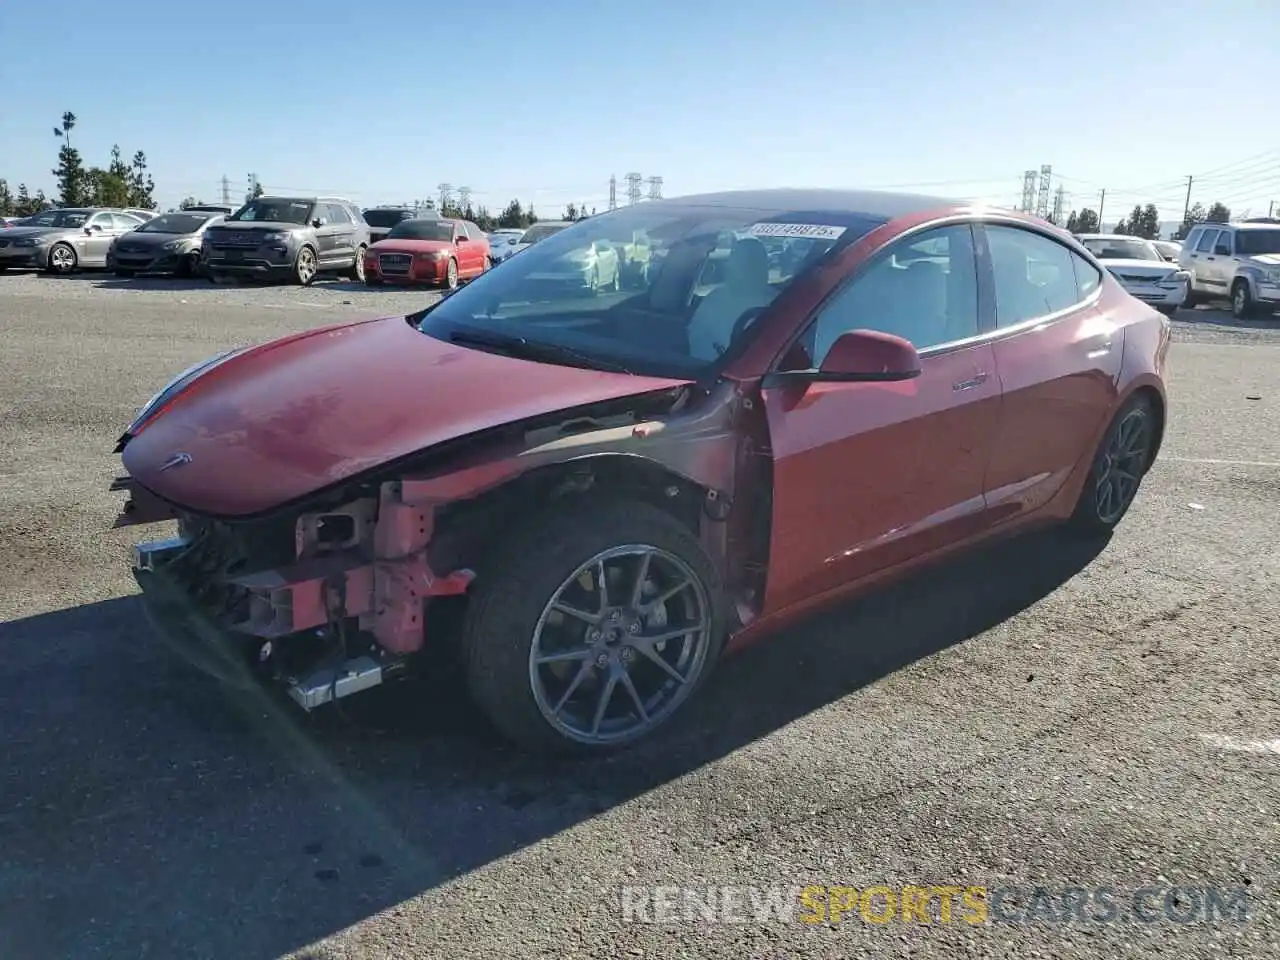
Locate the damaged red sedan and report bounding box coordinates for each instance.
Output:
[112,189,1170,753]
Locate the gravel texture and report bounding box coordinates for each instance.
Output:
[0,269,1276,959]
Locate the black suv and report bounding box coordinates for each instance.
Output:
[202,196,372,285]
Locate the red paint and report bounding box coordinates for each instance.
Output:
[363,219,490,286]
[122,316,688,516]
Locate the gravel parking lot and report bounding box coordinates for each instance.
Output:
[1,270,1277,959]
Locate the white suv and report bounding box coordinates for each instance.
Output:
[1178,221,1280,318]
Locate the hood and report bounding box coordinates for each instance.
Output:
[207,221,301,235]
[1247,253,1280,267]
[121,316,689,517]
[369,238,453,253]
[0,226,69,241]
[115,231,194,249]
[1101,258,1180,273]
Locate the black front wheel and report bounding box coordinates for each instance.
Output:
[1070,394,1157,535]
[460,497,727,755]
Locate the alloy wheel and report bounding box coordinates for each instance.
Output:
[1094,408,1151,524]
[296,248,316,284]
[49,244,76,273]
[528,544,713,745]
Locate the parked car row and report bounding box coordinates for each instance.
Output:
[0,197,581,290]
[1072,222,1280,320]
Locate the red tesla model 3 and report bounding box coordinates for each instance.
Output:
[111,189,1170,753]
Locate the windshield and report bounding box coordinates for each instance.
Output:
[229,199,314,224]
[520,222,572,244]
[1236,230,1280,255]
[387,219,455,242]
[415,202,887,378]
[138,213,214,234]
[364,209,415,228]
[24,209,92,228]
[1082,237,1161,261]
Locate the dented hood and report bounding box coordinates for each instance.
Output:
[121,316,689,517]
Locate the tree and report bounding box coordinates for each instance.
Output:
[1137,203,1161,239]
[250,181,264,200]
[563,202,579,221]
[127,151,155,208]
[179,196,204,210]
[1066,208,1099,234]
[1206,202,1231,223]
[52,111,87,206]
[0,178,12,215]
[1173,202,1206,241]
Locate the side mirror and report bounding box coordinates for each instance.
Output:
[455,236,468,243]
[1213,244,1231,256]
[312,218,326,228]
[819,330,922,381]
[86,224,101,234]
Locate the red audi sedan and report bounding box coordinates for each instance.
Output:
[112,189,1170,754]
[363,216,490,289]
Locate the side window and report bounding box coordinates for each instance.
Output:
[88,212,113,231]
[113,213,142,230]
[986,225,1083,327]
[1071,249,1103,299]
[1214,230,1233,255]
[1184,228,1201,251]
[347,204,367,224]
[323,203,350,224]
[808,223,979,362]
[1195,229,1217,253]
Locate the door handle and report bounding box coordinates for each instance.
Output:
[1086,339,1113,359]
[952,373,988,392]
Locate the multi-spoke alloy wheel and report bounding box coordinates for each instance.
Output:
[1072,394,1157,534]
[529,544,712,745]
[461,498,725,754]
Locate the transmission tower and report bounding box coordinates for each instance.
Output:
[625,172,643,205]
[1052,185,1065,225]
[220,175,231,206]
[646,176,663,200]
[1035,165,1053,218]
[437,183,454,210]
[1020,171,1038,213]
[457,186,472,210]
[608,175,617,211]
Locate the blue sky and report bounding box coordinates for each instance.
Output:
[1,0,1277,225]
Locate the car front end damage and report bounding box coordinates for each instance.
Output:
[112,379,768,713]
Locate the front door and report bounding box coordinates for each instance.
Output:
[980,224,1123,523]
[760,222,1002,614]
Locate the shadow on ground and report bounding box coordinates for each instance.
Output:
[0,526,1106,959]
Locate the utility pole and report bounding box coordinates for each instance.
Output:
[608,175,617,211]
[1097,189,1105,229]
[220,175,231,207]
[1182,175,1193,223]
[457,186,472,211]
[1269,199,1275,218]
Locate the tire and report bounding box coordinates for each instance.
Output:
[180,253,201,278]
[1182,284,1202,309]
[349,246,367,282]
[460,496,727,755]
[364,275,383,287]
[1069,393,1158,536]
[1156,304,1176,317]
[1230,279,1255,319]
[46,242,77,275]
[443,257,458,290]
[292,245,318,286]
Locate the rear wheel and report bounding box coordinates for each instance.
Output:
[460,497,726,755]
[1069,394,1157,535]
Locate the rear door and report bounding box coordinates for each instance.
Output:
[760,222,1003,613]
[322,203,354,266]
[979,223,1121,524]
[82,212,119,264]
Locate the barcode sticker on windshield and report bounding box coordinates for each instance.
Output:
[748,222,847,240]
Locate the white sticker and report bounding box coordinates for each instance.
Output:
[748,222,847,240]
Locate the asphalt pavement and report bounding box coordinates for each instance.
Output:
[0,270,1277,959]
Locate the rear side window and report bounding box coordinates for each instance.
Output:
[1195,230,1217,253]
[1072,250,1103,299]
[985,225,1083,327]
[1214,231,1233,254]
